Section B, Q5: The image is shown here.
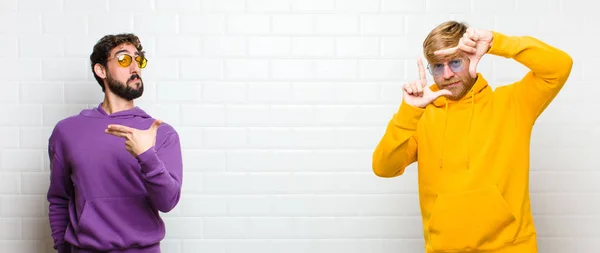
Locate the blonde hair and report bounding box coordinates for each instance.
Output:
[423,21,468,63]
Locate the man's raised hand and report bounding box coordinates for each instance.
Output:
[402,58,452,108]
[434,27,493,78]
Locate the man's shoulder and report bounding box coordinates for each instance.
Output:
[51,112,87,133]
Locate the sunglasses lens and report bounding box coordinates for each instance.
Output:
[117,54,132,67]
[449,59,463,72]
[136,56,147,69]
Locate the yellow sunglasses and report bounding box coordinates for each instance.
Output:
[110,54,148,69]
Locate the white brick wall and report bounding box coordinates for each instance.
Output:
[0,1,598,252]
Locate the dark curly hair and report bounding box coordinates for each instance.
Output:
[89,33,145,92]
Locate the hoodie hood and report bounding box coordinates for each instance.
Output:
[429,73,491,170]
[80,103,152,119]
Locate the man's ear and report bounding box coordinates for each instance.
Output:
[94,63,107,79]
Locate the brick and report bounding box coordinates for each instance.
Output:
[0,0,16,10]
[180,105,226,126]
[156,82,201,103]
[17,0,60,11]
[134,14,178,35]
[201,82,247,103]
[247,82,292,103]
[202,0,245,12]
[42,59,88,81]
[0,105,42,127]
[155,0,201,12]
[382,0,425,12]
[202,36,247,56]
[88,14,134,38]
[179,196,227,216]
[0,150,44,172]
[0,195,45,218]
[360,15,405,35]
[248,37,291,56]
[19,35,66,58]
[292,37,335,56]
[19,127,52,149]
[0,172,20,194]
[181,150,227,171]
[42,104,88,127]
[314,60,358,80]
[335,0,380,13]
[63,81,103,104]
[180,14,226,35]
[202,128,247,148]
[225,60,270,80]
[247,0,291,12]
[180,59,223,80]
[21,218,50,240]
[427,0,470,14]
[182,240,227,253]
[335,37,380,57]
[20,82,63,103]
[0,82,19,103]
[227,15,270,34]
[0,59,41,81]
[291,82,335,103]
[0,37,18,58]
[331,82,382,104]
[64,0,108,12]
[271,60,313,80]
[359,59,405,80]
[156,37,202,57]
[0,13,41,34]
[0,218,20,239]
[21,172,49,195]
[42,14,87,34]
[272,15,314,34]
[291,0,334,12]
[108,0,153,11]
[314,15,359,34]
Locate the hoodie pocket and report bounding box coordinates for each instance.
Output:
[427,186,516,252]
[76,195,163,249]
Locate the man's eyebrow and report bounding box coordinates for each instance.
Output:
[114,49,129,56]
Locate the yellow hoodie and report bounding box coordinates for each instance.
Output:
[372,31,572,253]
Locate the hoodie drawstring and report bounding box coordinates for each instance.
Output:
[439,102,448,169]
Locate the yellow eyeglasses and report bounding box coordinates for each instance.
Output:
[110,54,148,69]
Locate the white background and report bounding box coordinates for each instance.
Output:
[1,0,599,252]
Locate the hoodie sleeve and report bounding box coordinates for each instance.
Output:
[135,125,183,213]
[372,100,423,177]
[487,31,573,121]
[46,126,73,253]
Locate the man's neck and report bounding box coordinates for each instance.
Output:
[102,93,134,115]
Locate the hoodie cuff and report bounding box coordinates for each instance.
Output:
[56,243,71,253]
[136,147,165,176]
[392,100,425,130]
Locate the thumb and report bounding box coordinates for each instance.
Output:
[431,89,452,99]
[469,57,479,78]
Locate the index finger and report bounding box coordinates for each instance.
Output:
[434,46,458,56]
[417,58,427,87]
[106,124,134,133]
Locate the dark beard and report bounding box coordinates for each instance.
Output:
[106,73,144,101]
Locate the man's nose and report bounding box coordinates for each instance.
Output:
[442,64,454,79]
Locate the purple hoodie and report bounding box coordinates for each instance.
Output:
[46,103,183,253]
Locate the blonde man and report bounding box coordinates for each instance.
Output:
[372,21,572,252]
